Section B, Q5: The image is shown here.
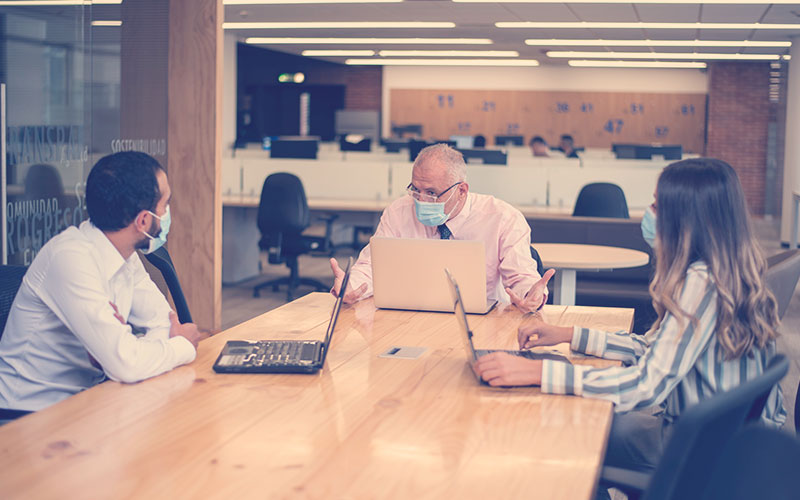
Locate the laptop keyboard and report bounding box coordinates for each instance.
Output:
[478,349,570,363]
[250,342,318,365]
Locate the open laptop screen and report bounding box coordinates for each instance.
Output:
[445,268,479,361]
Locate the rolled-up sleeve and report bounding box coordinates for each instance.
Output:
[498,210,543,299]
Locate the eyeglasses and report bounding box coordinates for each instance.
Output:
[406,182,461,203]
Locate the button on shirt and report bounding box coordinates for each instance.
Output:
[0,221,196,412]
[349,192,542,301]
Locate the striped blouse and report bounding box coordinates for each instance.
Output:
[541,261,786,427]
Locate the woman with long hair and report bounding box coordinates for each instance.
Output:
[474,158,786,476]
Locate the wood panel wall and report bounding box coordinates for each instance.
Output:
[390,89,707,153]
[167,0,223,331]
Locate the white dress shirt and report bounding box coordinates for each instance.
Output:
[0,221,196,411]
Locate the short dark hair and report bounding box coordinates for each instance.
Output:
[529,136,546,146]
[86,152,165,231]
[473,134,486,148]
[560,134,574,143]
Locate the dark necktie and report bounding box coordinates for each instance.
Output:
[438,224,452,240]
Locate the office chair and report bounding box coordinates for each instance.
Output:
[0,265,31,422]
[763,250,800,432]
[253,173,330,301]
[143,247,193,324]
[701,425,800,500]
[572,182,630,219]
[599,354,789,500]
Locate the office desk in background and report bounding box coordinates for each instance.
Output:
[221,195,644,284]
[0,294,633,499]
[535,243,650,306]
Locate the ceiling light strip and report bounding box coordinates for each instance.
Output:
[245,37,493,45]
[345,58,539,66]
[568,60,707,68]
[499,22,800,30]
[462,0,798,4]
[225,0,402,4]
[548,51,781,60]
[302,50,376,56]
[525,39,791,48]
[224,22,455,29]
[377,50,519,57]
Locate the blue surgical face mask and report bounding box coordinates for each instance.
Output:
[141,205,171,254]
[641,205,656,248]
[413,188,459,227]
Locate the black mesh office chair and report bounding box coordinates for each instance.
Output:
[143,247,193,324]
[763,250,800,432]
[701,425,800,500]
[0,265,31,422]
[253,173,330,301]
[600,354,789,500]
[572,182,630,218]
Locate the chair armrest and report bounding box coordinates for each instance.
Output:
[600,466,651,494]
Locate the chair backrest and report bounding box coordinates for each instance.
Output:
[765,249,800,320]
[257,172,311,235]
[572,182,630,218]
[702,425,800,500]
[0,266,28,339]
[143,247,193,324]
[643,354,789,500]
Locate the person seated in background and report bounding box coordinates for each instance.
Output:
[0,152,207,413]
[529,136,550,157]
[554,134,579,158]
[473,158,785,498]
[330,143,554,311]
[472,134,486,148]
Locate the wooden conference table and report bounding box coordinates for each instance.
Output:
[536,243,651,306]
[0,294,633,499]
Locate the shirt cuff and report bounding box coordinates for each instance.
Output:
[570,327,607,358]
[540,360,591,396]
[168,335,197,365]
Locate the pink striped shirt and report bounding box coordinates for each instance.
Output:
[349,192,542,301]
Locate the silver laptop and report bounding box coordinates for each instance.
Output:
[370,236,496,314]
[444,268,570,384]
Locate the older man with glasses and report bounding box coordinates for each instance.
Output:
[330,143,553,312]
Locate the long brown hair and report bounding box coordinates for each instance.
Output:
[648,158,779,359]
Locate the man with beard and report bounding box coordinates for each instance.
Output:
[0,152,206,414]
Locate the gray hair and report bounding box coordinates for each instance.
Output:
[413,143,467,184]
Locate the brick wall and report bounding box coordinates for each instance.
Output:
[344,66,382,110]
[706,62,771,215]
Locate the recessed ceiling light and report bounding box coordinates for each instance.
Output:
[568,60,707,69]
[548,51,781,60]
[91,20,122,27]
[345,59,539,66]
[525,39,791,48]
[245,37,493,45]
[224,22,455,29]
[302,50,376,56]
[498,22,800,30]
[378,50,519,57]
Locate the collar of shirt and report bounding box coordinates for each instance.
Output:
[79,221,137,282]
[444,191,474,237]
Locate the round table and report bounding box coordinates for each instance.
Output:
[533,243,650,305]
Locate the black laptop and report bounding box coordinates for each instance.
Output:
[444,268,570,384]
[213,258,352,374]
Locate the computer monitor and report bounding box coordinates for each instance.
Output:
[458,148,508,165]
[450,135,474,149]
[392,124,423,137]
[270,137,319,159]
[494,135,524,146]
[339,134,372,152]
[612,143,682,161]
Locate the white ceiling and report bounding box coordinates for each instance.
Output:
[222,1,800,64]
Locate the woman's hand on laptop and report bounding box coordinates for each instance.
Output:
[506,268,556,313]
[518,320,573,350]
[330,258,368,304]
[473,352,542,387]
